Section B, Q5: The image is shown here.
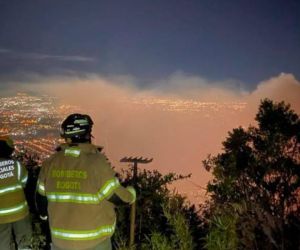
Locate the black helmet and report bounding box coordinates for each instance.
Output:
[0,135,15,157]
[61,114,94,141]
[0,136,14,148]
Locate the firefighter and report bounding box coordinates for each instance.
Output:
[0,136,32,250]
[36,114,136,250]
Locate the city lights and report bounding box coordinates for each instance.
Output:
[0,93,78,162]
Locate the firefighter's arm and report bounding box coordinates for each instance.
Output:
[98,155,136,205]
[36,192,48,220]
[108,185,136,205]
[36,165,48,219]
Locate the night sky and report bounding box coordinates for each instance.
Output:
[0,0,300,202]
[0,0,299,90]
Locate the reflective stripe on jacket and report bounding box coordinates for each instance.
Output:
[38,143,135,250]
[0,159,29,224]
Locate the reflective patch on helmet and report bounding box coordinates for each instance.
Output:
[74,119,89,125]
[51,222,116,241]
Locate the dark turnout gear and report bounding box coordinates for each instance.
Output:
[0,136,32,249]
[0,135,14,157]
[37,143,136,250]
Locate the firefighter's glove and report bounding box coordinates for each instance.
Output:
[126,186,136,204]
[39,215,48,221]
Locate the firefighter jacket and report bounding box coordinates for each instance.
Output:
[37,143,136,250]
[0,158,29,224]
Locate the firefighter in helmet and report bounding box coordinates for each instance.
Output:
[0,136,32,250]
[36,114,136,250]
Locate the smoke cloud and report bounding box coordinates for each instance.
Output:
[4,72,300,203]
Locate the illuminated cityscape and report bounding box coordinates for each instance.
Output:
[0,92,247,202]
[0,92,247,160]
[0,93,79,163]
[0,92,247,203]
[130,96,247,114]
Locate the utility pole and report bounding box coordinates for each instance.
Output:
[120,156,153,248]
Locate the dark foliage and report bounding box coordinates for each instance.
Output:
[114,168,205,249]
[204,99,300,249]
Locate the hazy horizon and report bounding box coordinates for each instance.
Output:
[1,72,299,202]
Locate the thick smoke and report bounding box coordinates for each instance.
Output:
[9,73,300,202]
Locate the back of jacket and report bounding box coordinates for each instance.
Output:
[38,143,133,250]
[0,158,28,224]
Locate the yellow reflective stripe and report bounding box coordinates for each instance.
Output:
[64,148,81,157]
[51,223,115,241]
[99,178,120,199]
[16,161,28,185]
[74,119,89,125]
[0,184,22,196]
[0,202,27,216]
[17,161,21,181]
[37,181,46,196]
[47,192,99,204]
[21,173,28,185]
[127,186,136,204]
[45,178,120,204]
